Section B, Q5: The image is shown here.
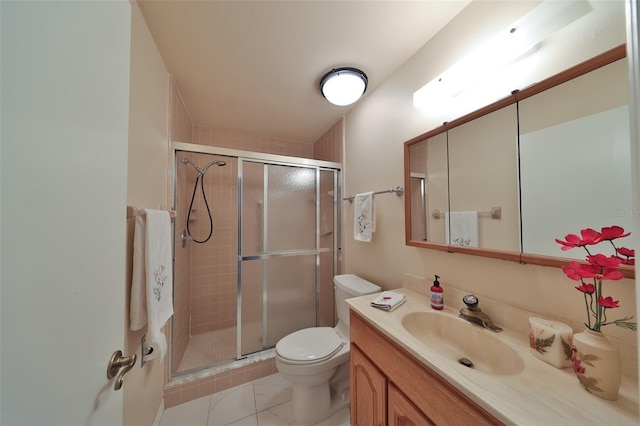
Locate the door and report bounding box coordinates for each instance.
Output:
[239,161,320,356]
[350,346,387,426]
[1,2,131,424]
[388,383,434,426]
[238,160,339,357]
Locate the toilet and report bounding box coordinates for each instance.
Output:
[275,274,381,424]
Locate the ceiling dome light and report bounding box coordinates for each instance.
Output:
[320,67,368,106]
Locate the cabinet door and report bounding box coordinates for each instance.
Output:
[351,345,387,426]
[388,383,434,426]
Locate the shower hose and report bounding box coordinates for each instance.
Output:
[186,170,214,244]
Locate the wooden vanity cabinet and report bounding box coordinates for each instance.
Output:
[350,310,503,426]
[388,383,433,426]
[351,345,387,425]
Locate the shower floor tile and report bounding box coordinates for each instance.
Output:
[179,328,237,373]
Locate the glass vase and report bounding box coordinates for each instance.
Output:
[571,329,621,400]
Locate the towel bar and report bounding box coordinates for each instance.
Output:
[343,186,404,202]
[432,207,501,220]
[127,205,176,219]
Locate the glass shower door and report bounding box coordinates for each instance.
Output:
[239,160,323,357]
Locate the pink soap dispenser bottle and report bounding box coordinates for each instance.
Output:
[430,275,444,310]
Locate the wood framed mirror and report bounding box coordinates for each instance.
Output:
[404,44,634,278]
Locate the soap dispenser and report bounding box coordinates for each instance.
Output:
[430,275,444,310]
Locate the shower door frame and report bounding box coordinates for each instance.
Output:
[171,141,342,369]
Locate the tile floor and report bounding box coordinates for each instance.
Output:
[159,373,351,426]
[178,328,236,373]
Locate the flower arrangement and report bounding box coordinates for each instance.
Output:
[556,226,636,332]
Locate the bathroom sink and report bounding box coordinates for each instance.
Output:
[401,311,524,376]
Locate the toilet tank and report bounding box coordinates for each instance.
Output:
[334,274,381,327]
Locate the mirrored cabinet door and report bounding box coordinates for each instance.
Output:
[518,58,632,259]
[404,45,633,277]
[447,104,520,252]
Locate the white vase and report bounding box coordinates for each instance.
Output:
[571,329,621,400]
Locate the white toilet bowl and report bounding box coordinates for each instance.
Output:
[275,274,380,424]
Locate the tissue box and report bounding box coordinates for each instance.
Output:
[528,317,573,368]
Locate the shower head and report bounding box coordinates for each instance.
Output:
[182,158,226,175]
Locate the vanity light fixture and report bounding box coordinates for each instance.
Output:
[320,67,368,106]
[413,0,592,110]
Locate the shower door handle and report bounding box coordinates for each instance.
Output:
[258,199,264,253]
[107,350,137,391]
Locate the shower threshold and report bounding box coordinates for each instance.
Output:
[170,347,276,386]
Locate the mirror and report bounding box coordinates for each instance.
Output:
[518,57,631,261]
[404,45,634,277]
[448,104,519,252]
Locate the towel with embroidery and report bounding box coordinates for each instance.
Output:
[130,209,174,360]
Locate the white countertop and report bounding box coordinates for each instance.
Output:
[347,288,639,425]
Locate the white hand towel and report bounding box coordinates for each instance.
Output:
[130,209,174,360]
[445,211,479,247]
[354,192,376,242]
[370,291,406,312]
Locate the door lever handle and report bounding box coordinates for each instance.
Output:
[107,350,137,391]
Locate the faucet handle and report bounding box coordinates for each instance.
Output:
[462,294,479,309]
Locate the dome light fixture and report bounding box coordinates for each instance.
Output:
[320,67,368,106]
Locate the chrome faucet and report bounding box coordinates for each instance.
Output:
[459,295,503,332]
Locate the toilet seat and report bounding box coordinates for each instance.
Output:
[276,327,345,364]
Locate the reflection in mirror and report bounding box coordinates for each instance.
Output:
[447,105,520,251]
[409,173,427,241]
[409,134,448,243]
[409,140,428,241]
[518,58,631,259]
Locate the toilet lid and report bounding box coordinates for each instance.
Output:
[276,327,345,363]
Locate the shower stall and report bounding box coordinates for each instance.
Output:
[171,142,341,377]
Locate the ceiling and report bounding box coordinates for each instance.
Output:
[137,1,471,144]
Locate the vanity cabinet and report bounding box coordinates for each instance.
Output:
[351,345,387,425]
[388,383,433,426]
[350,310,503,426]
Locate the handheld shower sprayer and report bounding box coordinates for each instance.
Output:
[182,158,226,176]
[181,157,226,245]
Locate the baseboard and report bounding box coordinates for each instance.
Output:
[152,398,164,426]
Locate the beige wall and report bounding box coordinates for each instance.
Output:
[343,0,637,379]
[124,2,170,424]
[169,78,194,374]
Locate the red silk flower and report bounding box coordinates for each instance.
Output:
[556,225,635,332]
[555,228,602,251]
[600,226,631,241]
[597,296,620,309]
[575,283,595,294]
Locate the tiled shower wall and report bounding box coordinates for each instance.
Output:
[188,126,314,336]
[192,125,315,158]
[185,155,238,335]
[313,117,344,163]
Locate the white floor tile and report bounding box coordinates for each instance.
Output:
[255,401,294,426]
[162,373,349,426]
[208,383,256,426]
[253,373,292,412]
[315,407,350,426]
[226,414,258,426]
[159,395,211,426]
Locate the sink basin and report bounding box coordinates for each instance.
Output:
[401,311,524,376]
